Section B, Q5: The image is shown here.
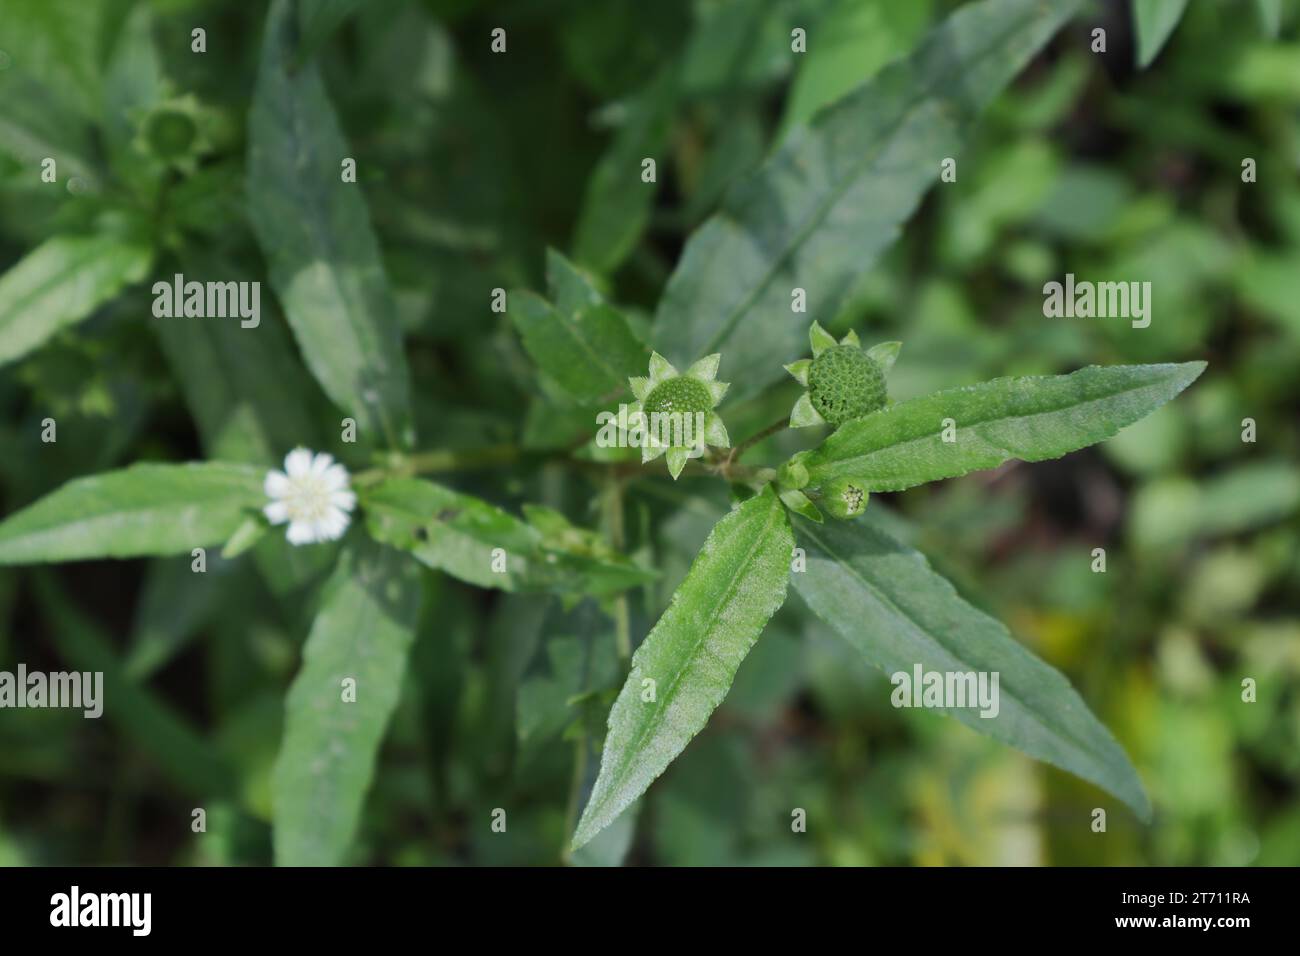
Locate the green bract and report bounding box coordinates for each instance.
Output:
[785,321,901,429]
[625,351,730,479]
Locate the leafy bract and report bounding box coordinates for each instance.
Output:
[651,0,1081,401]
[272,538,422,865]
[792,512,1151,820]
[1134,0,1190,68]
[804,362,1206,492]
[0,235,151,366]
[248,0,413,448]
[0,462,265,564]
[572,486,793,849]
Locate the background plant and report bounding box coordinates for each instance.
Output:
[0,0,1296,866]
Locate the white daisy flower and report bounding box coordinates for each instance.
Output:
[263,447,356,545]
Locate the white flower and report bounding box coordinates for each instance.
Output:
[263,448,356,545]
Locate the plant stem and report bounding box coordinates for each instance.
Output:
[724,416,789,474]
[602,474,633,664]
[353,443,519,485]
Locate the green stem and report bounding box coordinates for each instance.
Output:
[723,416,789,474]
[353,443,519,486]
[602,475,633,664]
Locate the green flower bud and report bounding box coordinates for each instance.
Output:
[822,476,868,520]
[777,457,809,490]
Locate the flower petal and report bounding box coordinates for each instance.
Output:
[320,507,351,540]
[641,442,666,463]
[264,500,290,525]
[686,353,721,381]
[790,392,826,428]
[783,359,811,387]
[286,520,317,545]
[264,470,290,498]
[284,447,314,478]
[331,490,357,513]
[839,329,860,348]
[322,463,350,492]
[707,379,729,405]
[310,452,335,476]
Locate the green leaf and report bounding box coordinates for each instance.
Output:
[1134,0,1190,68]
[791,512,1151,821]
[651,0,1081,402]
[572,486,793,850]
[573,70,675,274]
[154,250,323,465]
[35,574,234,799]
[804,362,1205,492]
[297,0,367,65]
[362,478,654,595]
[248,0,414,448]
[0,462,265,565]
[272,538,423,865]
[779,0,932,134]
[1255,0,1282,38]
[510,289,646,405]
[0,235,151,366]
[362,477,543,590]
[0,0,106,119]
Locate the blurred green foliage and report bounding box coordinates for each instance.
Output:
[0,0,1297,865]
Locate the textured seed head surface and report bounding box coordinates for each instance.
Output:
[824,476,868,519]
[644,376,713,417]
[808,346,885,425]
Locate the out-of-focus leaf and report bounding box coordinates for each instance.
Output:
[1134,0,1190,68]
[804,363,1206,492]
[248,0,413,448]
[1255,0,1282,38]
[652,0,1081,402]
[154,252,322,465]
[1132,463,1300,550]
[791,512,1152,821]
[0,0,106,118]
[510,289,645,405]
[272,538,422,865]
[0,462,264,565]
[35,574,234,799]
[779,0,931,134]
[573,70,675,274]
[297,0,366,64]
[362,478,653,595]
[573,487,793,849]
[0,235,151,366]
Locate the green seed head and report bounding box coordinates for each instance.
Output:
[823,476,868,520]
[643,376,714,418]
[808,346,886,425]
[145,109,198,159]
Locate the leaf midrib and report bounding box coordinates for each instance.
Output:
[601,496,783,810]
[812,366,1189,478]
[694,6,1052,356]
[796,520,1121,773]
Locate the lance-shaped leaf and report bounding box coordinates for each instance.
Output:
[362,478,654,595]
[0,462,264,565]
[510,289,645,405]
[651,0,1081,401]
[792,513,1152,821]
[0,234,150,366]
[362,478,540,590]
[248,0,413,448]
[1134,0,1189,68]
[572,69,675,275]
[272,538,422,865]
[804,362,1206,492]
[572,486,793,850]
